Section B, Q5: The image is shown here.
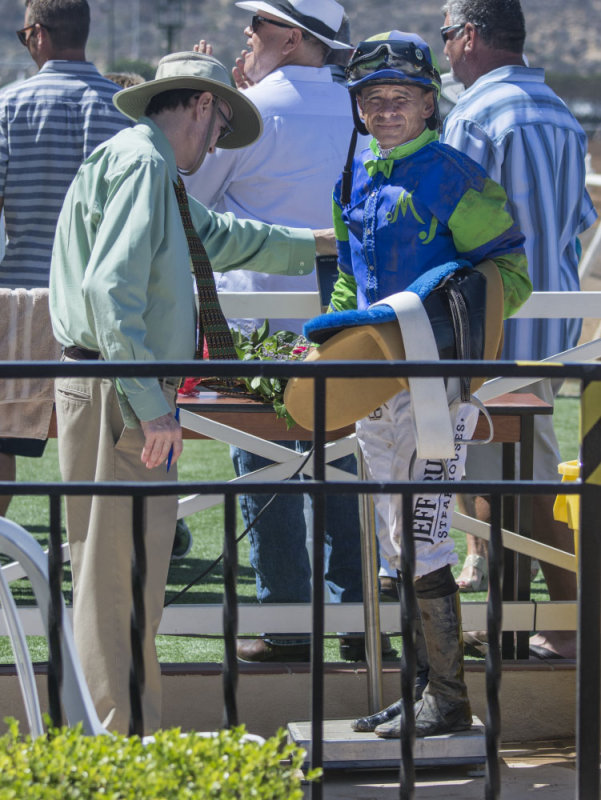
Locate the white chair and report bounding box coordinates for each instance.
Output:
[0,517,106,737]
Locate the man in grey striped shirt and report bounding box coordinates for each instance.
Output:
[441,0,597,659]
[0,0,128,511]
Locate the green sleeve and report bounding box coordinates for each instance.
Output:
[328,267,358,312]
[447,178,532,318]
[494,253,532,319]
[332,194,349,243]
[329,189,358,311]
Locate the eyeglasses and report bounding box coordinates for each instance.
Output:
[216,105,234,142]
[440,23,466,44]
[250,14,295,33]
[347,41,439,85]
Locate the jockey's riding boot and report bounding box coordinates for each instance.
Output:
[375,565,472,739]
[351,580,429,733]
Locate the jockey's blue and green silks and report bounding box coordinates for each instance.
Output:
[330,127,531,317]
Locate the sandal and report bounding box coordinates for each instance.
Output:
[456,554,488,593]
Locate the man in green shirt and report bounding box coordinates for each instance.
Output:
[49,51,328,734]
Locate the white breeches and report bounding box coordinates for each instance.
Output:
[356,390,479,578]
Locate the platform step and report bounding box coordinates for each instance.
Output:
[287,717,486,770]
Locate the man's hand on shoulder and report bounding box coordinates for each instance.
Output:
[232,52,255,90]
[140,412,182,470]
[313,228,337,256]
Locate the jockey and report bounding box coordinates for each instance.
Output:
[312,30,530,738]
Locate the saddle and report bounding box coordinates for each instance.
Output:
[284,260,504,450]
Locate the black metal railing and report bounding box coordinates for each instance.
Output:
[0,358,596,800]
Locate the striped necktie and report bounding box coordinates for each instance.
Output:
[173,177,238,360]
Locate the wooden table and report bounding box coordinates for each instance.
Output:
[177,388,549,442]
[178,389,354,441]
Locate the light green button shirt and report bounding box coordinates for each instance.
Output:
[50,117,315,423]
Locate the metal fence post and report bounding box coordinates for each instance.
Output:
[577,374,601,800]
[223,493,239,728]
[357,447,384,714]
[47,495,64,729]
[129,495,146,737]
[310,374,326,800]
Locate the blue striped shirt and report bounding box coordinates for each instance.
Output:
[442,65,597,360]
[0,60,129,289]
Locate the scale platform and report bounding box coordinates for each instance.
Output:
[288,717,486,770]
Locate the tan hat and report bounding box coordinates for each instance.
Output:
[284,261,504,431]
[113,52,263,149]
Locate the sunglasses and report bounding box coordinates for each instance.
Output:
[250,14,295,33]
[440,23,466,44]
[347,41,439,84]
[16,22,51,45]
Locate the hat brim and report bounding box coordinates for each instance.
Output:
[113,76,263,150]
[235,1,352,49]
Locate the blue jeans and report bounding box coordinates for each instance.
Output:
[232,443,363,606]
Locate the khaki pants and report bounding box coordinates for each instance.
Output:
[55,373,177,734]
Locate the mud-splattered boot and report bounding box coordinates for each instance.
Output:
[351,602,429,733]
[375,566,471,738]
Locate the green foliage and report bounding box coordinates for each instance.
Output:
[230,322,310,429]
[0,720,320,800]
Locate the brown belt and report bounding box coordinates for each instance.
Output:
[63,346,181,391]
[64,345,101,360]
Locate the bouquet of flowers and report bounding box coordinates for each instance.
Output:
[179,322,311,428]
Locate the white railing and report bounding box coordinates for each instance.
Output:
[4,288,600,636]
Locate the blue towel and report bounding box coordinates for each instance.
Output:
[304,260,472,344]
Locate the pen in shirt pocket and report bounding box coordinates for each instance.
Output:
[166,407,180,473]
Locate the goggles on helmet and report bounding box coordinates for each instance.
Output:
[346,40,440,92]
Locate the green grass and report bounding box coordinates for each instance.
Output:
[0,394,581,664]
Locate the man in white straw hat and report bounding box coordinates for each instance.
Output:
[49,50,334,734]
[186,0,377,665]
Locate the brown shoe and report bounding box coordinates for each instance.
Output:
[236,638,311,662]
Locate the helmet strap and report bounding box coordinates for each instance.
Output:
[350,92,369,136]
[427,93,442,133]
[340,127,358,207]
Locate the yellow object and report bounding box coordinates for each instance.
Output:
[553,460,580,561]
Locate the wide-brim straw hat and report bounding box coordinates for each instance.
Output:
[235,0,352,49]
[113,52,263,149]
[284,261,504,431]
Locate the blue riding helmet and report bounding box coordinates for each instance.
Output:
[346,31,442,135]
[338,31,443,204]
[346,30,442,96]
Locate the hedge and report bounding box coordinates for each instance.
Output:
[0,719,320,799]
